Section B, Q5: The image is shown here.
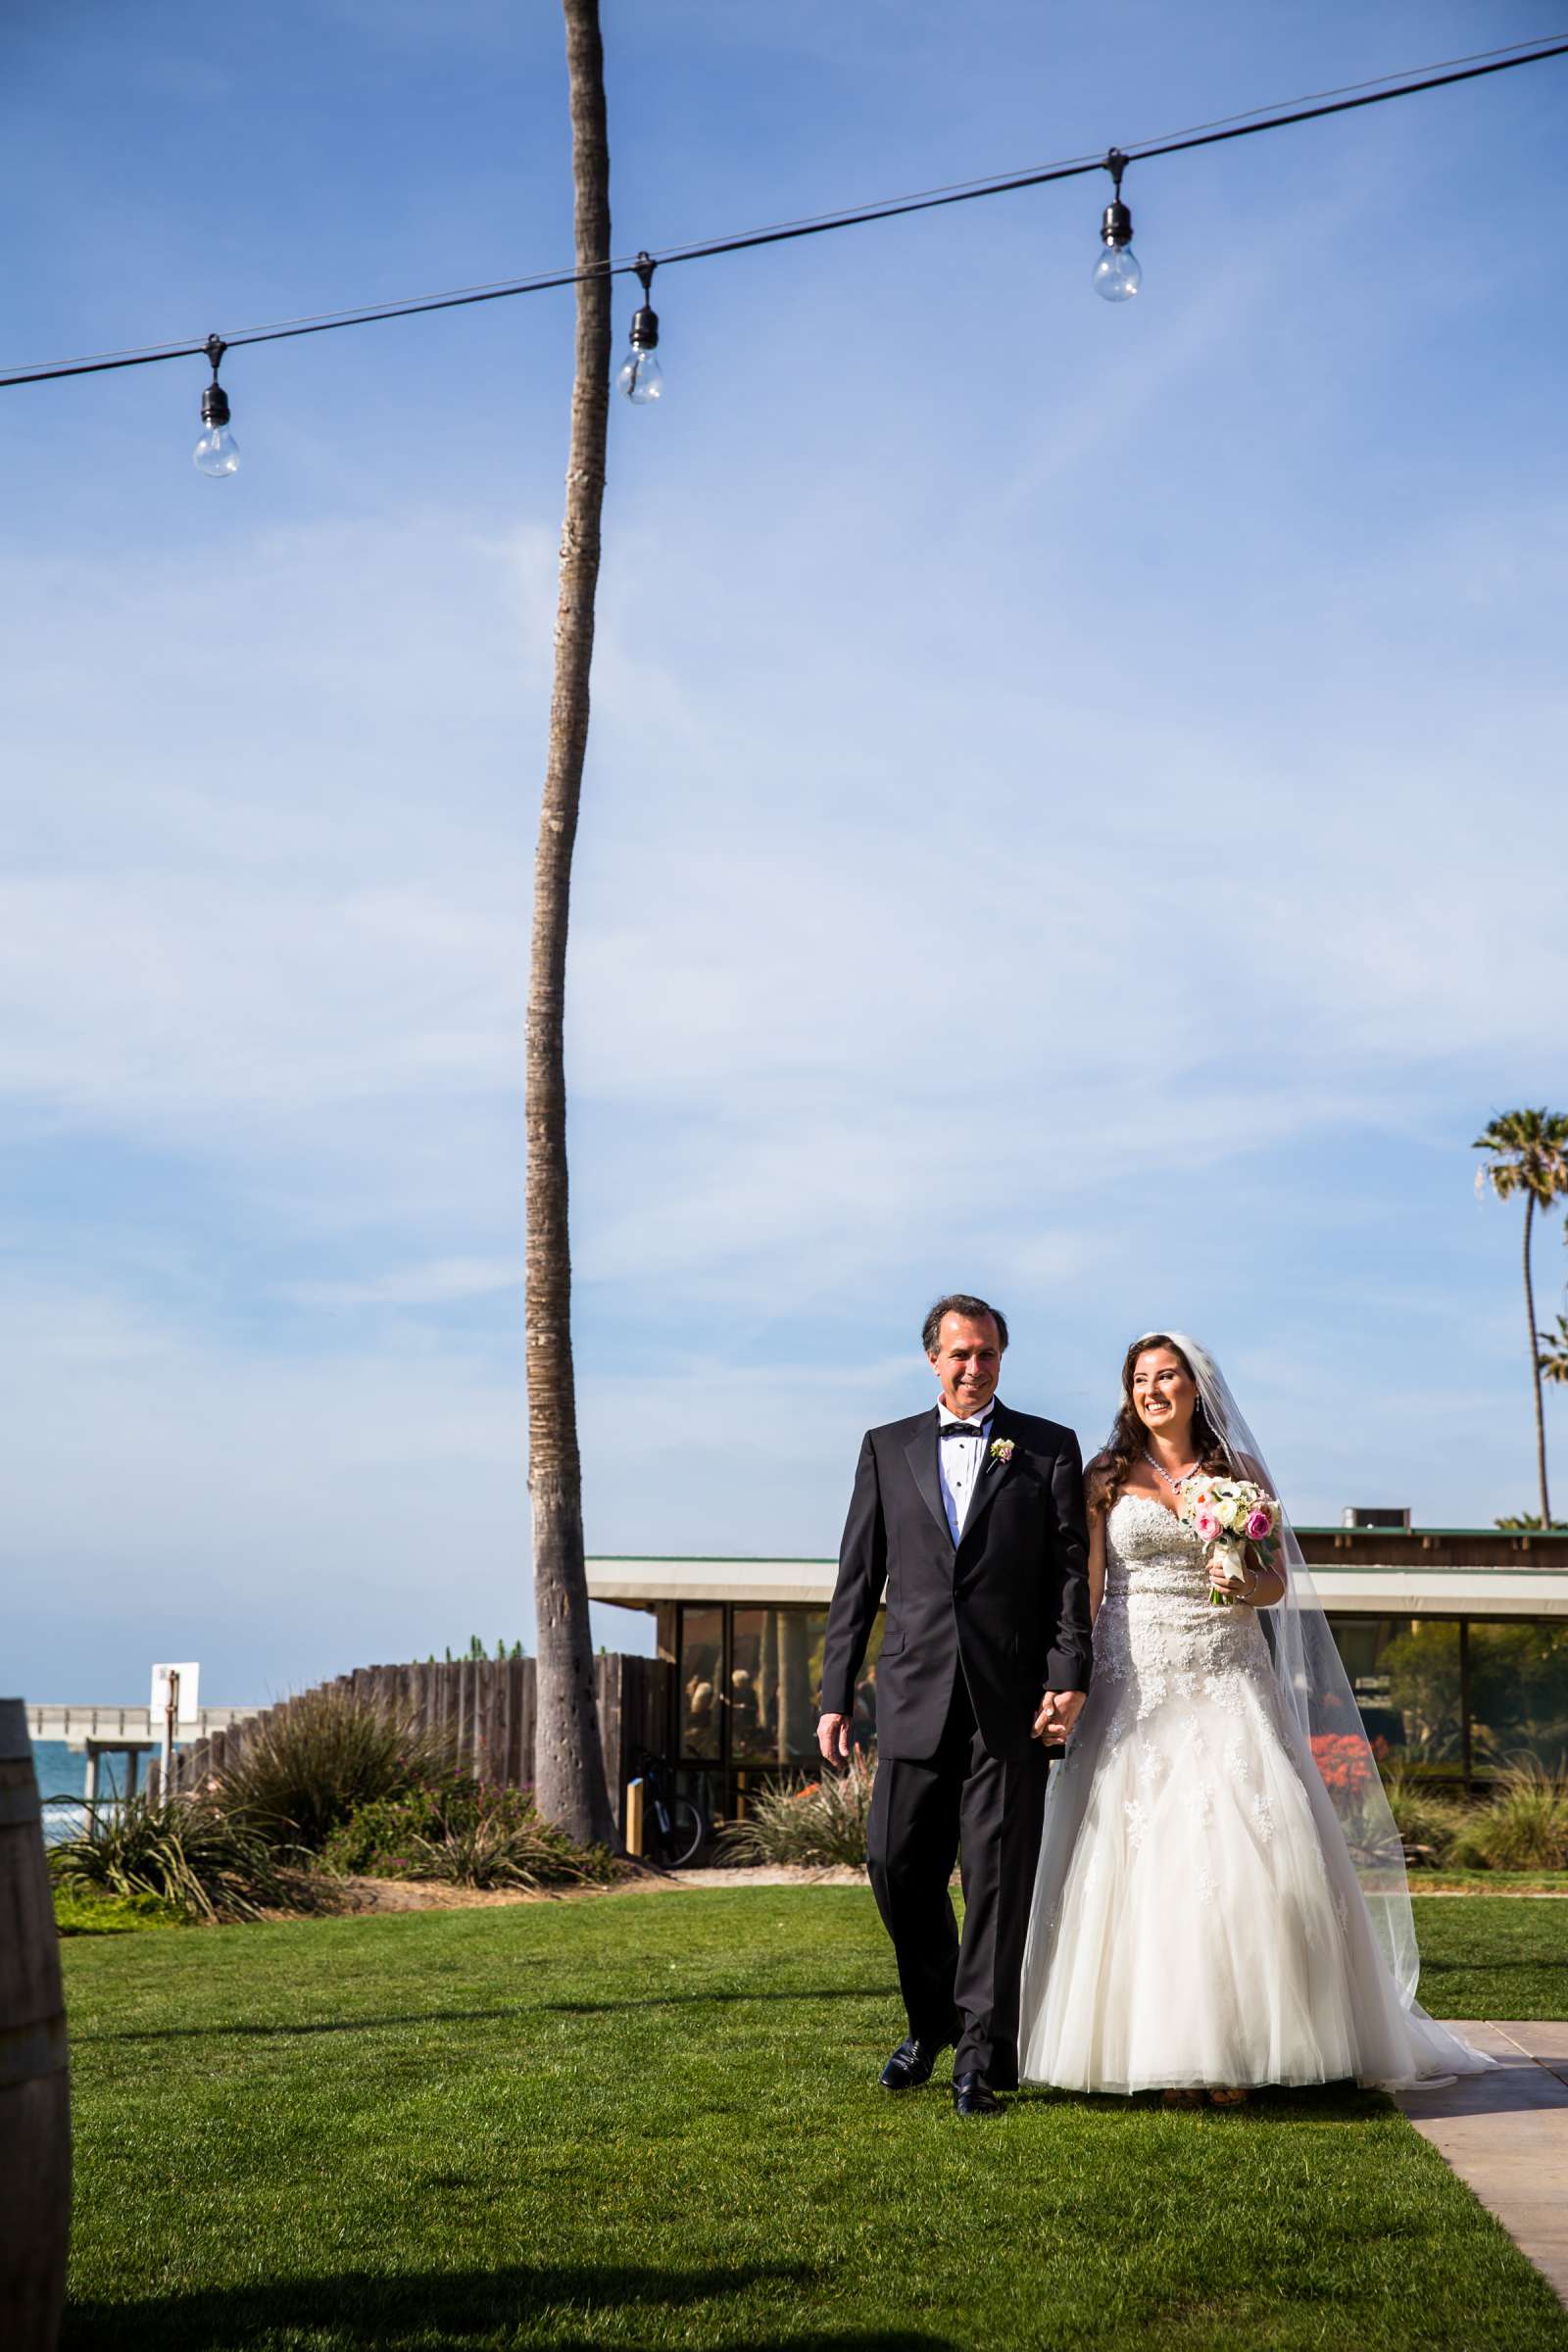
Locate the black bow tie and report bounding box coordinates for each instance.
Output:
[941,1421,989,1439]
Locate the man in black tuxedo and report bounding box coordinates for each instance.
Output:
[817,1295,1092,2115]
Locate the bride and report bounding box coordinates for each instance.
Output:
[1018,1331,1490,2100]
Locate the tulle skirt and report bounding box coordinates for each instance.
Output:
[1017,1640,1490,2093]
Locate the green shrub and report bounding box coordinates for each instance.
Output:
[1380,1764,1466,1866]
[53,1884,182,1936]
[49,1796,297,1924]
[1449,1763,1568,1871]
[322,1782,620,1890]
[215,1686,457,1851]
[319,1785,454,1876]
[719,1753,874,1868]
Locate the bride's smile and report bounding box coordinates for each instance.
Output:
[1130,1349,1199,1438]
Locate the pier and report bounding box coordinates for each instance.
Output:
[26,1702,263,1803]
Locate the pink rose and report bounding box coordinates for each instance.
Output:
[1195,1510,1221,1542]
[1245,1507,1272,1541]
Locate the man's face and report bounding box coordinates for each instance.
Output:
[928,1312,1003,1417]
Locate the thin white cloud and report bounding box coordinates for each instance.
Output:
[284,1257,521,1306]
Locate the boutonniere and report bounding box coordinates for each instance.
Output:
[989,1437,1015,1464]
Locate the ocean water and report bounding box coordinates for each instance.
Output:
[31,1737,146,1843]
[32,1740,89,1800]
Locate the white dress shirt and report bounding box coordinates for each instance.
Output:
[937,1399,996,1543]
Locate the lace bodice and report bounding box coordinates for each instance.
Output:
[1093,1491,1272,1709]
[1103,1489,1214,1598]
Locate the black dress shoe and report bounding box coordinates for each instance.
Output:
[879,2037,943,2091]
[952,2071,1003,2116]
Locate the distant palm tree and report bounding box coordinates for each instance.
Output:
[1475,1109,1568,1528]
[1539,1312,1568,1391]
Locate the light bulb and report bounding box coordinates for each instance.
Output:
[618,257,663,405]
[1093,156,1142,304]
[616,345,663,403]
[193,338,239,476]
[1092,240,1142,303]
[193,423,240,475]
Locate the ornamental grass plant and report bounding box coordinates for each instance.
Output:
[1449,1761,1568,1871]
[214,1685,459,1852]
[321,1780,620,1890]
[719,1750,875,1867]
[1380,1764,1467,1868]
[48,1794,303,1924]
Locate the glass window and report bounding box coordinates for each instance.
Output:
[1376,1619,1462,1769]
[1327,1615,1417,1761]
[678,1606,723,1760]
[1466,1620,1568,1775]
[730,1608,817,1765]
[1327,1613,1568,1781]
[679,1602,889,1768]
[727,1608,881,1766]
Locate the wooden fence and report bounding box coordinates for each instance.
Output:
[157,1653,674,1836]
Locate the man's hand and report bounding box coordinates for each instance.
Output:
[817,1711,852,1766]
[1033,1689,1085,1745]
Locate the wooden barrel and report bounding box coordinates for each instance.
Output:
[0,1699,71,2352]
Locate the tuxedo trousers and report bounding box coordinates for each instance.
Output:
[866,1673,1050,2086]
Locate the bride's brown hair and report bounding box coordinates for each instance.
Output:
[1088,1333,1233,1511]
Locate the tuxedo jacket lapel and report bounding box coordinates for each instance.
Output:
[956,1400,1016,1551]
[905,1412,953,1548]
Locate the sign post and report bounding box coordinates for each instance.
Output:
[149,1663,200,1798]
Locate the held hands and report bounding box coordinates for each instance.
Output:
[816,1712,852,1766]
[822,1692,1088,1759]
[1033,1690,1085,1746]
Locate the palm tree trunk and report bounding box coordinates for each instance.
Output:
[525,0,616,1849]
[1524,1191,1552,1528]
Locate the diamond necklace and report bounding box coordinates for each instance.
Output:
[1143,1449,1201,1494]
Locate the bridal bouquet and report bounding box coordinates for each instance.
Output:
[1175,1476,1281,1605]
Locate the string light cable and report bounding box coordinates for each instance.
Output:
[3,29,1564,454]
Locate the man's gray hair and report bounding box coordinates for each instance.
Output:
[921,1294,1009,1355]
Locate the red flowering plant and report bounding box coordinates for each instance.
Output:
[1309,1733,1382,1799]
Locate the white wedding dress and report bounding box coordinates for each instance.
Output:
[1018,1492,1489,2092]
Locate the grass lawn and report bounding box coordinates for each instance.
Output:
[61,1888,1568,2352]
[1409,1892,1568,2016]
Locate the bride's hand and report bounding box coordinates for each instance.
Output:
[1034,1690,1085,1743]
[1208,1561,1255,1601]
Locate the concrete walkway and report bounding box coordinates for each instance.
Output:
[1396,2022,1568,2306]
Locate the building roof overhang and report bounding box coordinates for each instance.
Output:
[586,1556,1568,1619]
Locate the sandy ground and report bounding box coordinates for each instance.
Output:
[319,1863,867,1915]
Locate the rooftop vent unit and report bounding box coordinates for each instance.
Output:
[1341,1507,1412,1531]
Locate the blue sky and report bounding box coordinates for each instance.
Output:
[5,2,1567,1704]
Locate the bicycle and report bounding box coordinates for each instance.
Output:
[630,1752,709,1868]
